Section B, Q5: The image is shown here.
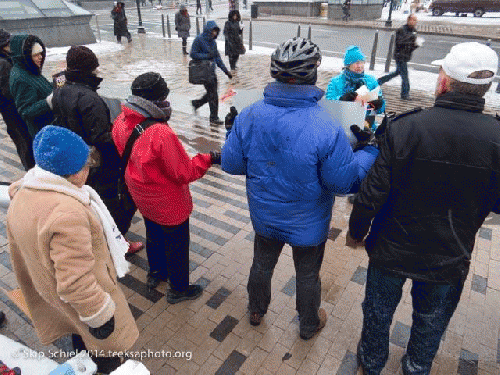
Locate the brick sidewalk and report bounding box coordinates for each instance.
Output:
[1,35,500,375]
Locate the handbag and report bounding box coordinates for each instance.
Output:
[189,59,216,85]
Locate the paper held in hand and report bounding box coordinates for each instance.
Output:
[355,85,380,102]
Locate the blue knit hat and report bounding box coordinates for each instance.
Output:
[33,125,90,176]
[344,45,366,66]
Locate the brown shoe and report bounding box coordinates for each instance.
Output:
[249,312,262,326]
[300,308,327,340]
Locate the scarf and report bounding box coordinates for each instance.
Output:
[343,69,367,94]
[21,166,130,278]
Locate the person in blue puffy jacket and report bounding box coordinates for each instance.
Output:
[221,37,379,340]
[326,45,385,130]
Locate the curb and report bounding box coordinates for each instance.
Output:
[243,16,500,42]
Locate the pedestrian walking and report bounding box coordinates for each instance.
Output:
[378,14,420,100]
[141,0,146,6]
[112,72,220,301]
[0,29,35,170]
[341,0,351,21]
[51,46,143,254]
[347,42,499,375]
[208,0,214,11]
[7,125,139,374]
[221,37,379,339]
[224,10,245,70]
[9,34,53,138]
[326,45,385,130]
[196,0,202,14]
[175,5,191,55]
[228,0,235,10]
[190,21,233,125]
[111,1,132,43]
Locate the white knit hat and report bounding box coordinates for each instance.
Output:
[31,42,43,56]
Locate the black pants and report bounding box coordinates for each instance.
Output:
[0,102,35,171]
[72,334,121,374]
[196,0,202,13]
[228,55,239,70]
[247,233,326,337]
[182,37,187,51]
[194,79,218,120]
[116,31,132,43]
[144,217,190,292]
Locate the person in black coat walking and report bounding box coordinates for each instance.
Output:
[175,5,191,55]
[52,46,143,254]
[347,42,499,375]
[378,14,420,99]
[224,10,245,70]
[196,0,202,14]
[111,2,132,43]
[0,29,35,170]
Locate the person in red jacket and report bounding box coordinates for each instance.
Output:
[112,72,221,303]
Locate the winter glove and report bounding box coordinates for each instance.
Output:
[88,316,115,340]
[225,106,238,131]
[368,98,383,111]
[226,71,233,79]
[210,151,221,165]
[339,91,358,102]
[46,92,54,110]
[350,125,377,151]
[175,27,178,31]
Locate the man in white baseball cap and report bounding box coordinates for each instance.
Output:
[347,42,500,375]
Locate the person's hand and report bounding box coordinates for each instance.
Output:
[88,316,115,340]
[368,98,383,111]
[210,151,221,165]
[225,106,238,131]
[346,231,364,248]
[354,94,367,108]
[350,125,377,151]
[339,91,357,102]
[226,71,233,79]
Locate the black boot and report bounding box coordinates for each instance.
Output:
[182,46,189,55]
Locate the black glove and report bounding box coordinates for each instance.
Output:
[226,72,233,79]
[225,106,238,131]
[339,91,358,102]
[210,151,221,165]
[175,27,178,31]
[350,125,377,151]
[368,98,384,111]
[89,316,115,340]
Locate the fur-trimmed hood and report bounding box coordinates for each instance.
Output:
[10,34,46,75]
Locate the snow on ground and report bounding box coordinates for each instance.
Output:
[45,41,124,62]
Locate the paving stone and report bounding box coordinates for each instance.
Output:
[210,315,240,342]
[195,276,211,289]
[350,266,367,286]
[224,209,251,224]
[471,274,488,295]
[390,321,411,348]
[0,250,12,271]
[245,232,255,242]
[129,303,144,320]
[190,222,228,246]
[126,253,149,271]
[458,349,479,375]
[478,227,492,240]
[206,287,232,309]
[328,227,342,242]
[191,210,241,235]
[214,350,246,374]
[192,196,212,208]
[336,350,358,375]
[189,260,199,272]
[281,276,296,297]
[119,274,164,303]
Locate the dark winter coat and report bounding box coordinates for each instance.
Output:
[9,35,53,137]
[190,21,230,75]
[224,11,245,57]
[52,71,122,200]
[0,50,15,110]
[394,24,418,62]
[349,92,500,284]
[175,6,191,39]
[111,4,129,37]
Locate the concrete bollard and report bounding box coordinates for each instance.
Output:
[369,30,379,71]
[307,25,311,40]
[161,14,166,38]
[385,34,395,73]
[196,17,200,35]
[297,24,301,37]
[249,20,253,50]
[166,15,172,38]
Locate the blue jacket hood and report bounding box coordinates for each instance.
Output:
[203,20,220,38]
[264,81,324,108]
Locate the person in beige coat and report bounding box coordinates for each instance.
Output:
[7,125,139,374]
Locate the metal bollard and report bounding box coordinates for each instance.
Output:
[385,34,395,73]
[297,24,301,37]
[369,30,379,71]
[196,17,200,35]
[307,25,311,40]
[95,15,102,42]
[167,15,172,38]
[203,17,206,30]
[249,19,253,50]
[161,14,166,38]
[496,81,500,93]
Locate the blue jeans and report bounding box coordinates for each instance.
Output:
[247,234,325,337]
[378,60,410,99]
[358,263,464,375]
[144,217,190,292]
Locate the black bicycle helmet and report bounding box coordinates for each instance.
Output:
[270,37,321,85]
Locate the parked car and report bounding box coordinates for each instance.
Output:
[430,0,500,16]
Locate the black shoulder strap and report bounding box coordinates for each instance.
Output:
[121,118,159,169]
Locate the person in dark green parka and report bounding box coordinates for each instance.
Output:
[9,35,53,138]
